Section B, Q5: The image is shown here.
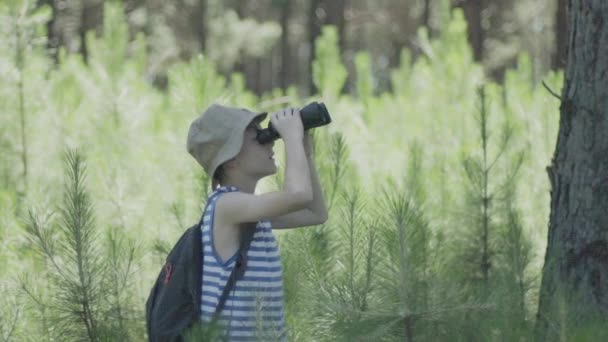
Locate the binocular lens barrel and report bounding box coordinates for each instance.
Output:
[256,102,332,144]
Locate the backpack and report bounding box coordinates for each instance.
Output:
[145,190,255,341]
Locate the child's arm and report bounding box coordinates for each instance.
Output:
[302,131,328,218]
[269,131,328,229]
[216,129,313,225]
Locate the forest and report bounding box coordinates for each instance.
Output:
[0,0,606,341]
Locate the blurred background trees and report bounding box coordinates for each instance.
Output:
[38,0,565,94]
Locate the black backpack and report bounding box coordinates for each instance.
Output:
[145,192,255,342]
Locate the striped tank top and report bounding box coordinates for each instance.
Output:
[200,186,287,341]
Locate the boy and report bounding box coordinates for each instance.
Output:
[186,104,328,340]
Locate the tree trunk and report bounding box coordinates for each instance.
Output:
[79,0,104,62]
[536,1,608,340]
[169,0,207,60]
[387,2,417,70]
[233,0,247,76]
[40,0,58,62]
[308,0,322,95]
[455,0,484,62]
[551,0,568,70]
[325,0,346,52]
[233,0,245,18]
[43,0,103,63]
[422,0,432,36]
[196,0,207,52]
[279,0,291,90]
[47,0,83,62]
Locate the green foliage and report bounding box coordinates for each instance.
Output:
[86,3,130,79]
[374,182,433,340]
[21,149,144,341]
[312,26,348,100]
[0,0,51,199]
[0,2,570,341]
[445,86,536,340]
[0,281,21,342]
[168,54,227,124]
[354,52,373,110]
[390,49,412,97]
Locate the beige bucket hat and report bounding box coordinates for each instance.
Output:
[187,104,267,191]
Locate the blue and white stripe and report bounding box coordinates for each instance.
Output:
[200,186,287,341]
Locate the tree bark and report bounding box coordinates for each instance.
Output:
[40,0,58,62]
[46,0,84,62]
[308,0,322,95]
[254,57,263,96]
[279,0,292,90]
[387,2,417,71]
[43,0,104,63]
[552,0,568,70]
[536,1,608,340]
[422,0,432,36]
[233,0,247,76]
[79,0,104,62]
[454,0,484,62]
[196,0,208,52]
[325,0,346,52]
[233,0,245,18]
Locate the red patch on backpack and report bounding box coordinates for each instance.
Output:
[163,263,173,284]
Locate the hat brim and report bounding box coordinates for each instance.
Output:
[209,111,268,190]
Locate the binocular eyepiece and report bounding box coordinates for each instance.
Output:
[256,102,332,144]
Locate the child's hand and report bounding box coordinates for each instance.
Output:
[270,107,303,142]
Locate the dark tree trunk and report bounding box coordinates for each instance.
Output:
[455,0,484,62]
[45,0,59,62]
[536,1,608,340]
[143,0,166,88]
[325,0,346,51]
[308,0,322,95]
[196,0,208,52]
[169,0,207,60]
[233,0,245,18]
[79,0,104,62]
[254,58,262,96]
[46,0,84,62]
[387,2,416,70]
[279,0,292,90]
[307,0,346,95]
[233,0,247,76]
[43,0,103,63]
[551,0,568,70]
[422,0,432,36]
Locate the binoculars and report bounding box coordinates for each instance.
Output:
[256,102,332,144]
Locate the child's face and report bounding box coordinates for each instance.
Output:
[232,119,277,177]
